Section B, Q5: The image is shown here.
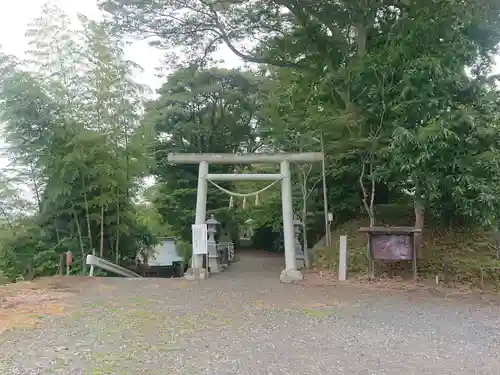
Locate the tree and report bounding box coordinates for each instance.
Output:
[79,17,151,260]
[145,66,266,240]
[101,0,500,236]
[0,56,63,278]
[0,4,155,280]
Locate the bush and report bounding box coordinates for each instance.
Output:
[175,240,192,263]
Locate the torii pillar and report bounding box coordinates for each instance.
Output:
[167,152,324,283]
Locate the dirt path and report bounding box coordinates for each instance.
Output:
[1,252,500,374]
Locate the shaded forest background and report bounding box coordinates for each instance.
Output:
[1,0,500,285]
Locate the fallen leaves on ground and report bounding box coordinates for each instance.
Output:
[0,276,91,334]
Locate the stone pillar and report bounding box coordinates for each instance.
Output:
[279,160,303,282]
[227,242,235,263]
[293,216,305,268]
[184,161,209,280]
[206,214,221,273]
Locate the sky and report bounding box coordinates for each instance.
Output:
[0,0,244,91]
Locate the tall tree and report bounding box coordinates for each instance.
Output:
[79,17,150,260]
[0,4,155,280]
[145,66,265,240]
[101,0,500,231]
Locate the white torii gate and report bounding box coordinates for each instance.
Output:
[167,152,324,283]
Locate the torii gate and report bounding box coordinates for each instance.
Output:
[167,152,324,282]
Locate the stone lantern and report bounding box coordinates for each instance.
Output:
[205,214,221,273]
[293,215,305,268]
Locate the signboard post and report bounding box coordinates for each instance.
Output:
[192,224,208,279]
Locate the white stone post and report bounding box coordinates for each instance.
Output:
[185,161,209,280]
[280,160,303,282]
[206,214,221,273]
[339,235,347,281]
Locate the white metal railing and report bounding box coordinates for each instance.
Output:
[86,254,141,277]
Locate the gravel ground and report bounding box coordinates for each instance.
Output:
[1,251,500,375]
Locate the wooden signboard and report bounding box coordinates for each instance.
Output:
[359,227,421,280]
[370,234,413,260]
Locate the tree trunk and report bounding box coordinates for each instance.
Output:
[301,201,310,268]
[414,196,424,256]
[81,176,93,253]
[25,263,34,281]
[355,23,367,58]
[359,158,376,227]
[55,222,61,243]
[71,209,86,275]
[100,192,105,258]
[298,166,312,268]
[0,205,15,236]
[115,193,120,264]
[29,164,42,213]
[120,102,128,264]
[369,162,375,227]
[58,253,64,276]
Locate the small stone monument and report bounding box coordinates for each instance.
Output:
[227,242,235,263]
[293,216,305,268]
[206,214,221,273]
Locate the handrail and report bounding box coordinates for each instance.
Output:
[86,254,141,277]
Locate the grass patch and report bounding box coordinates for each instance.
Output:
[0,272,9,285]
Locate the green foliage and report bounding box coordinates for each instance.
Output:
[175,240,192,263]
[0,5,155,281]
[145,66,266,241]
[2,0,500,283]
[101,0,500,260]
